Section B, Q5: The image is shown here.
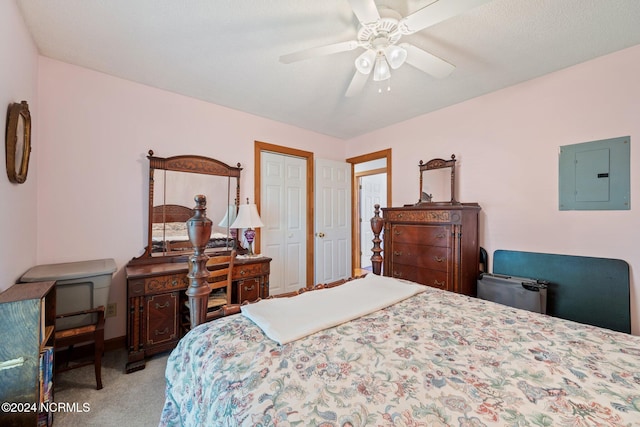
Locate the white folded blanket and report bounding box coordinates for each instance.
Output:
[241,274,426,345]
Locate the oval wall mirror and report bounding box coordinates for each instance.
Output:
[5,101,32,184]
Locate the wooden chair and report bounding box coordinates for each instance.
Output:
[54,306,105,390]
[184,250,238,329]
[204,250,236,322]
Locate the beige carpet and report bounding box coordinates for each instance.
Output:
[52,348,168,427]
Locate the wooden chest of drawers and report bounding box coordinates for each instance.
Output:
[125,256,270,373]
[382,204,480,295]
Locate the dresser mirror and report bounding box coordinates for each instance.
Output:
[418,154,458,204]
[140,150,242,260]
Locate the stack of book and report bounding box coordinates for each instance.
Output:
[38,346,54,426]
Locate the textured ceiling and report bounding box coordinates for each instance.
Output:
[16,0,640,139]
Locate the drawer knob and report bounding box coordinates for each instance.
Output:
[240,269,246,276]
[393,271,403,278]
[155,327,169,336]
[433,280,445,287]
[393,251,403,256]
[243,285,255,292]
[394,229,402,235]
[436,233,446,239]
[155,301,170,309]
[434,256,445,263]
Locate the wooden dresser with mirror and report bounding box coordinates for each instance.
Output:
[371,155,480,296]
[125,151,271,373]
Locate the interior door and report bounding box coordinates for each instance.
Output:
[359,173,386,269]
[261,152,307,295]
[314,158,351,284]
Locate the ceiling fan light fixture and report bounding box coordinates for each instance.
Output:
[373,55,391,81]
[384,45,407,69]
[355,49,376,74]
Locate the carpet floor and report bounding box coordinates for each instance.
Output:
[52,348,168,427]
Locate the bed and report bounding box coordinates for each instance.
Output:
[151,204,232,253]
[160,274,640,426]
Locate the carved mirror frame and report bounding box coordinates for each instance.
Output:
[5,101,32,184]
[418,154,458,205]
[137,150,242,261]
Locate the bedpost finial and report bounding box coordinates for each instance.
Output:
[194,194,207,210]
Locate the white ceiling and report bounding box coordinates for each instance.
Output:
[16,0,640,139]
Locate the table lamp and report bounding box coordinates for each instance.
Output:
[230,198,264,256]
[218,203,238,244]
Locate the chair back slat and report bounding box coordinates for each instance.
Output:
[204,250,236,313]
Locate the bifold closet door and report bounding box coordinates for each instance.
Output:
[261,151,307,295]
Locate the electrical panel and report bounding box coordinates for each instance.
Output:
[559,136,630,210]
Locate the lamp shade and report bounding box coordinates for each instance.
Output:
[355,49,376,75]
[230,203,264,229]
[218,204,237,227]
[373,55,391,81]
[384,45,407,69]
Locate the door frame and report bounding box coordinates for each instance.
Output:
[346,148,392,275]
[255,141,315,287]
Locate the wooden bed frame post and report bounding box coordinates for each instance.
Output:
[370,204,384,275]
[185,195,212,329]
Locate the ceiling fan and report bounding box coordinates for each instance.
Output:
[280,0,491,96]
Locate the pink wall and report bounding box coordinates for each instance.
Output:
[0,1,39,291]
[347,44,640,334]
[7,1,639,339]
[36,58,345,339]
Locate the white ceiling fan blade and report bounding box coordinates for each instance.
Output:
[345,70,369,97]
[399,0,492,34]
[401,43,455,78]
[347,0,380,25]
[280,40,359,64]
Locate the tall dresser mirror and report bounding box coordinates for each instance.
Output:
[134,150,242,261]
[418,154,458,204]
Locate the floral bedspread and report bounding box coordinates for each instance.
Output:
[160,285,640,426]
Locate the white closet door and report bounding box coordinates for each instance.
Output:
[360,173,386,269]
[261,152,306,295]
[314,158,351,284]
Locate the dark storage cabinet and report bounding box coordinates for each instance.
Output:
[381,204,480,296]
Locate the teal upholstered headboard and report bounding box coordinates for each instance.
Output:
[493,250,630,333]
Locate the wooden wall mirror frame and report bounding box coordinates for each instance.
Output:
[133,150,243,262]
[418,154,459,205]
[5,101,32,184]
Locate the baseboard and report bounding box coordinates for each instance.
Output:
[105,335,126,352]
